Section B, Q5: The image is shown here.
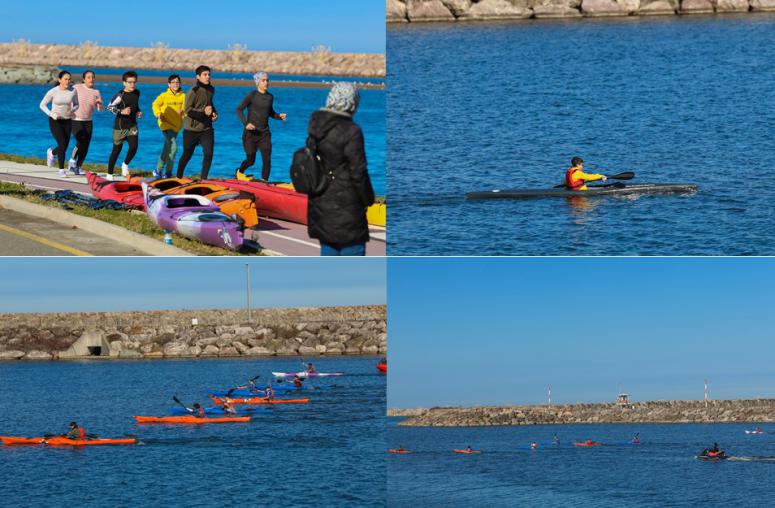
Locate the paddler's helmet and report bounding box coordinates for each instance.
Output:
[69,422,77,428]
[571,157,583,167]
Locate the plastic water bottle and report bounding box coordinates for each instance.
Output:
[164,231,173,245]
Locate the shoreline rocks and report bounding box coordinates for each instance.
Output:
[0,65,59,84]
[0,306,386,361]
[387,0,775,22]
[389,399,775,425]
[0,42,384,78]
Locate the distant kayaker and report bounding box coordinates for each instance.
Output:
[632,433,640,444]
[292,375,304,388]
[305,82,376,256]
[530,442,538,450]
[306,362,317,374]
[263,385,275,401]
[565,157,607,190]
[221,399,237,416]
[186,403,206,418]
[465,446,473,453]
[552,434,560,445]
[65,422,85,440]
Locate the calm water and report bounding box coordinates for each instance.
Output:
[388,418,775,507]
[387,16,775,255]
[0,357,385,507]
[2,71,385,194]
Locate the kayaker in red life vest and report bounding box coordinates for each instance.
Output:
[65,422,85,439]
[565,157,607,190]
[306,362,317,374]
[292,375,304,388]
[632,433,640,444]
[186,403,206,418]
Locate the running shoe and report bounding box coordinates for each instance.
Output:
[46,148,55,168]
[121,162,130,177]
[70,166,82,176]
[152,170,162,179]
[58,168,67,178]
[105,174,115,181]
[164,173,173,179]
[68,159,77,171]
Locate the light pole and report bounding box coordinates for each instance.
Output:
[245,263,251,322]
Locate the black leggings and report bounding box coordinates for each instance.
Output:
[108,136,138,174]
[177,129,214,179]
[238,129,272,180]
[48,117,72,169]
[70,120,93,167]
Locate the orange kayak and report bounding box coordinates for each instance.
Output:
[1,436,135,446]
[574,441,602,447]
[209,395,310,405]
[453,449,481,454]
[388,449,412,454]
[134,415,251,424]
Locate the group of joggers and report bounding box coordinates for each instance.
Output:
[38,66,376,255]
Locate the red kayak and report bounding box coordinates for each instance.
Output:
[388,449,412,454]
[203,179,307,224]
[574,441,602,447]
[85,171,145,210]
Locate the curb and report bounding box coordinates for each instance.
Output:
[0,195,191,256]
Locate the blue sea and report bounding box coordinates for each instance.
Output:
[0,358,385,507]
[2,69,385,195]
[388,418,775,507]
[387,16,775,255]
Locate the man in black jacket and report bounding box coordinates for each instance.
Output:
[177,65,218,178]
[235,71,286,181]
[306,82,375,256]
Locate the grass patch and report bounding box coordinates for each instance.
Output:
[0,181,256,256]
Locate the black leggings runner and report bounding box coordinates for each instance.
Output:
[177,129,214,179]
[238,129,272,180]
[70,120,93,167]
[108,136,138,174]
[48,117,72,169]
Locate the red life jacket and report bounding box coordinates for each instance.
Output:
[77,427,85,439]
[197,407,205,418]
[565,167,585,190]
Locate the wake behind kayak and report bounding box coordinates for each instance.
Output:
[466,183,698,200]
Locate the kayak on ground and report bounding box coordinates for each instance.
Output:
[466,183,699,200]
[1,435,136,446]
[134,415,251,424]
[85,171,145,210]
[209,395,310,405]
[169,406,271,416]
[272,371,344,378]
[165,182,259,228]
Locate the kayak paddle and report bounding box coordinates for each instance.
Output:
[553,171,635,189]
[172,395,189,410]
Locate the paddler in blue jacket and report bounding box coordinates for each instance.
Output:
[565,157,607,190]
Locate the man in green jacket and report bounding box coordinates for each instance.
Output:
[177,65,218,178]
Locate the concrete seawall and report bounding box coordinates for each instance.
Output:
[389,399,775,425]
[0,305,386,360]
[387,0,775,23]
[0,42,385,78]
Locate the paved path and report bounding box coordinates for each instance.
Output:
[0,160,386,256]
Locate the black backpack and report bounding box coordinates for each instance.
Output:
[290,122,339,196]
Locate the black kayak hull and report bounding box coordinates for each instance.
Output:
[466,183,699,200]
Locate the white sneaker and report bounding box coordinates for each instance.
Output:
[47,148,55,168]
[58,168,68,178]
[105,174,115,181]
[71,166,82,176]
[121,163,130,177]
[68,159,76,171]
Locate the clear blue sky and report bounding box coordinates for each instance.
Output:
[2,1,384,53]
[0,258,385,313]
[389,257,775,408]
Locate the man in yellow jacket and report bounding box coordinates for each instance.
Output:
[151,74,186,178]
[565,156,607,190]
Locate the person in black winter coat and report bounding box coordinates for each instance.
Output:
[306,82,375,256]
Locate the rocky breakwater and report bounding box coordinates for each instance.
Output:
[389,399,775,425]
[387,0,775,22]
[0,305,386,360]
[0,65,59,84]
[0,42,385,78]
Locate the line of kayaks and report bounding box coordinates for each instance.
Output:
[466,183,699,200]
[169,407,272,416]
[1,436,137,446]
[208,395,310,405]
[272,371,344,378]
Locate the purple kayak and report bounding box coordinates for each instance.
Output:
[144,186,258,251]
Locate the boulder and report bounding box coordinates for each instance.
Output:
[638,0,677,13]
[406,0,457,21]
[750,0,775,10]
[315,344,327,354]
[387,0,409,22]
[109,341,124,356]
[276,345,299,355]
[345,346,362,355]
[163,341,190,356]
[255,328,275,341]
[218,346,239,357]
[144,351,164,358]
[0,350,25,360]
[460,0,533,18]
[680,0,714,12]
[196,337,220,347]
[244,346,273,356]
[298,346,318,355]
[234,326,254,335]
[202,345,220,356]
[581,0,632,14]
[362,344,380,354]
[714,0,748,10]
[118,349,143,359]
[442,0,473,15]
[233,341,249,354]
[188,345,202,356]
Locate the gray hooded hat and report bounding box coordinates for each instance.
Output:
[323,82,359,117]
